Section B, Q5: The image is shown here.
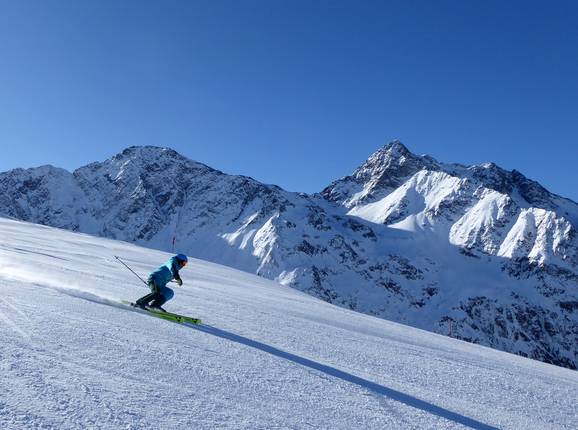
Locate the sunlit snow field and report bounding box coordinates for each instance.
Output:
[0,217,576,429]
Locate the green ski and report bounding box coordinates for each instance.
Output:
[121,300,202,325]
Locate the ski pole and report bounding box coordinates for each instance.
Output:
[114,255,148,287]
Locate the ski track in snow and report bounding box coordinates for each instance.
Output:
[0,217,576,429]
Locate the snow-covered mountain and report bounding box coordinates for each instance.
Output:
[1,217,576,429]
[1,143,576,369]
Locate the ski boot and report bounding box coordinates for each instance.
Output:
[148,305,167,313]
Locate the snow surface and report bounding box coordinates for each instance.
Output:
[0,217,576,429]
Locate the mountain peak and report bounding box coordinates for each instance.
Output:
[355,141,438,186]
[364,140,414,166]
[320,142,439,206]
[381,139,412,156]
[114,146,185,161]
[101,146,217,175]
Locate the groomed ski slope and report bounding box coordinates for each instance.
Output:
[0,218,576,430]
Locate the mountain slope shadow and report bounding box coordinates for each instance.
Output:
[189,324,498,430]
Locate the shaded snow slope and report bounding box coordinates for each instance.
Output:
[0,217,576,429]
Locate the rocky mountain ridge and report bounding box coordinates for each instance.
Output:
[1,143,576,369]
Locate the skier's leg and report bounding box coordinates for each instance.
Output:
[150,286,174,308]
[135,292,157,306]
[136,280,162,306]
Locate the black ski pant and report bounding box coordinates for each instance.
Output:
[136,280,174,307]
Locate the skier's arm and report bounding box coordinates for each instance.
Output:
[171,259,183,286]
[174,273,183,286]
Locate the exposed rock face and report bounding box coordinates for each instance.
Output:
[1,143,577,369]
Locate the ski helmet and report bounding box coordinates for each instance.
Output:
[176,254,188,264]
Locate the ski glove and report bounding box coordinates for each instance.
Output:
[175,278,183,286]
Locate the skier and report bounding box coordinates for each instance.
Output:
[135,254,188,312]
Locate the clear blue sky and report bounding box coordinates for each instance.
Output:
[1,0,577,200]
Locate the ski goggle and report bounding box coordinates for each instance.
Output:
[180,259,188,266]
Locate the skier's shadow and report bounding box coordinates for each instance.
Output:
[187,323,499,430]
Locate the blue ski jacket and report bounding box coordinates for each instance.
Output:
[148,256,184,288]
